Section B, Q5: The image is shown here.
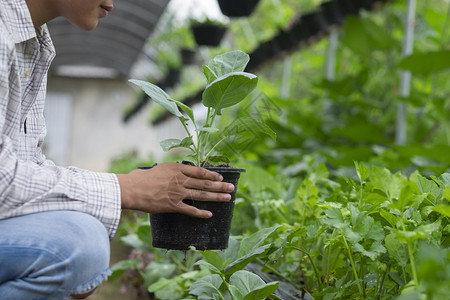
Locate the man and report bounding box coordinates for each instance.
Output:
[0,0,234,299]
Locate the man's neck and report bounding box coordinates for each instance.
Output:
[25,0,59,28]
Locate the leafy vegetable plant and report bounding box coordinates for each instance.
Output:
[129,50,273,166]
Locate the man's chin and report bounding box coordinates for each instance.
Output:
[71,19,99,31]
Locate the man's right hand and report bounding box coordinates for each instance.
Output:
[116,162,235,218]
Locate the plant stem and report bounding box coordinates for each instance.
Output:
[203,136,227,164]
[400,223,419,288]
[341,232,363,296]
[407,241,419,288]
[290,246,322,292]
[179,117,198,163]
[331,247,343,272]
[377,263,390,300]
[198,107,216,164]
[360,255,366,298]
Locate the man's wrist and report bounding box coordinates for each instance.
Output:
[116,173,132,210]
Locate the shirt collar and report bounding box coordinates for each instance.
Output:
[6,0,54,52]
[6,0,37,43]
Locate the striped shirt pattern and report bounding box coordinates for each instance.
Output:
[0,0,121,239]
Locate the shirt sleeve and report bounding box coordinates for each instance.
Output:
[0,33,122,240]
[0,145,122,239]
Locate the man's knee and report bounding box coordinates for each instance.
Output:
[56,212,111,295]
[0,211,111,299]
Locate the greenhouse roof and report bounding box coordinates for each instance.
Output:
[47,0,170,79]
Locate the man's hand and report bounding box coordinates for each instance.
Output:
[116,162,235,218]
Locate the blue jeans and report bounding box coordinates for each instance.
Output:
[0,211,112,299]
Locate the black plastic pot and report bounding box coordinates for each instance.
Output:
[159,68,180,89]
[272,30,295,53]
[180,48,196,65]
[349,0,378,11]
[290,11,328,47]
[320,0,345,27]
[335,0,360,16]
[143,166,245,250]
[217,0,261,17]
[191,24,227,47]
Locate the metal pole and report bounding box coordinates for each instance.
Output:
[326,30,339,81]
[280,56,292,98]
[396,0,416,145]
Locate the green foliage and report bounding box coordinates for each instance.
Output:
[111,161,450,299]
[129,50,275,166]
[236,162,450,299]
[111,1,450,299]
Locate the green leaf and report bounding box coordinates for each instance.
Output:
[352,240,386,260]
[222,117,276,141]
[244,281,279,300]
[394,221,441,243]
[128,79,182,117]
[207,155,230,164]
[119,234,147,251]
[203,65,218,85]
[238,225,280,257]
[398,50,450,75]
[439,173,450,186]
[160,137,193,151]
[416,174,442,203]
[380,209,398,228]
[385,233,408,267]
[169,98,195,122]
[195,260,222,274]
[217,238,241,267]
[198,250,226,271]
[322,208,346,229]
[354,161,369,183]
[341,16,396,57]
[136,223,152,248]
[202,72,258,113]
[225,244,271,275]
[228,285,244,300]
[444,186,450,201]
[189,274,224,299]
[144,261,177,286]
[198,126,219,133]
[433,204,450,218]
[109,259,140,281]
[229,270,265,296]
[388,272,406,287]
[371,166,407,200]
[206,50,250,78]
[148,277,172,292]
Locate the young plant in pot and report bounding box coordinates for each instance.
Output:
[129,50,273,251]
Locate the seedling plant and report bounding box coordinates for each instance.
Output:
[129,50,273,167]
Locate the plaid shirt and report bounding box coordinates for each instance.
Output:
[0,0,121,239]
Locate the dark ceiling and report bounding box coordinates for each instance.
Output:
[47,0,170,79]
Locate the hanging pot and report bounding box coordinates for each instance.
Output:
[272,30,296,53]
[349,0,378,11]
[321,1,345,27]
[335,0,360,16]
[140,166,245,250]
[180,48,196,65]
[159,68,180,89]
[217,0,261,17]
[191,24,227,47]
[290,11,328,47]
